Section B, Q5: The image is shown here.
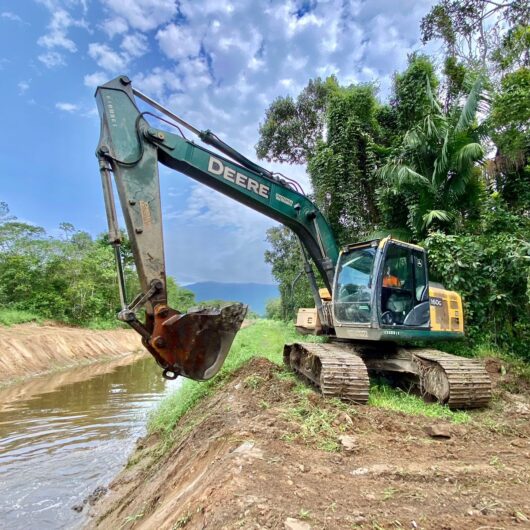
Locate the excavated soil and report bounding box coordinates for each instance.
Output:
[0,323,141,383]
[88,358,530,530]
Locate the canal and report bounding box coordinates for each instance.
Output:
[0,353,181,529]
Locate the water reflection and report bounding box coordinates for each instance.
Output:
[0,354,180,529]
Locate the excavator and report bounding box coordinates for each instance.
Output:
[94,75,491,409]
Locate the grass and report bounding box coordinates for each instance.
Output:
[0,308,42,326]
[368,384,470,423]
[149,319,517,451]
[148,319,322,441]
[281,397,343,452]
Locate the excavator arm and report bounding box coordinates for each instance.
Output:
[95,75,339,381]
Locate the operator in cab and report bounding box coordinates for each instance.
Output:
[382,266,401,288]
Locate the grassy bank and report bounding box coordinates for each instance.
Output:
[0,307,127,331]
[148,319,319,439]
[148,320,471,447]
[0,309,42,326]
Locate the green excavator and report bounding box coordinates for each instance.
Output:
[95,75,491,409]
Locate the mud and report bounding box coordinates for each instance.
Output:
[88,357,530,530]
[0,323,141,384]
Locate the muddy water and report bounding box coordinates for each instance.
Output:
[0,353,181,529]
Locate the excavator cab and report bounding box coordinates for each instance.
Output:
[299,237,464,342]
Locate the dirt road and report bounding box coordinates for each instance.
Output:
[88,358,530,530]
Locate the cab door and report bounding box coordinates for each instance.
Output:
[379,241,430,328]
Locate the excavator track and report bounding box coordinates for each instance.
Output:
[411,349,492,409]
[283,343,369,404]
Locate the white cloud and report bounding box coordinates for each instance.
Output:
[38,51,66,68]
[1,11,23,23]
[18,81,30,94]
[101,17,128,37]
[88,34,148,73]
[156,23,202,60]
[37,9,78,52]
[55,102,79,112]
[88,42,127,72]
[121,33,149,58]
[84,71,109,88]
[100,0,178,32]
[133,67,182,98]
[36,2,90,69]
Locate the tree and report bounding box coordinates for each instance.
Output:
[487,67,530,212]
[421,0,529,69]
[265,298,282,320]
[256,77,339,164]
[264,226,315,320]
[392,53,440,133]
[308,83,387,243]
[380,73,486,238]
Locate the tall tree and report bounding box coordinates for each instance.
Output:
[421,0,530,74]
[487,66,530,212]
[392,53,440,133]
[264,226,315,320]
[308,84,387,243]
[256,77,339,164]
[380,74,486,238]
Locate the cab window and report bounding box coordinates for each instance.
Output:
[334,246,375,323]
[380,244,429,327]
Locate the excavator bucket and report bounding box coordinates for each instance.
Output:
[145,303,247,381]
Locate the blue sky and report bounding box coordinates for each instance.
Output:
[0,0,435,284]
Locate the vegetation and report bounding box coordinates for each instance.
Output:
[264,297,282,320]
[258,7,529,360]
[0,202,207,328]
[148,319,319,442]
[149,320,471,451]
[0,308,42,326]
[368,385,470,423]
[265,227,315,319]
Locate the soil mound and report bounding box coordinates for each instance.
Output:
[88,358,530,530]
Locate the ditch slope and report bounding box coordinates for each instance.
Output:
[88,357,530,530]
[0,322,141,383]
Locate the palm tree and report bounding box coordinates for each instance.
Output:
[380,76,486,238]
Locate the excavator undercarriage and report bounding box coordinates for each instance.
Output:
[284,342,492,409]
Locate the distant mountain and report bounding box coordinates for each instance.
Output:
[185,282,279,316]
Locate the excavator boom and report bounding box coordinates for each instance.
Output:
[95,75,338,380]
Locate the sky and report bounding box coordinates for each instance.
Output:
[0,0,436,285]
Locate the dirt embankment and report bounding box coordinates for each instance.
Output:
[88,358,530,530]
[0,323,141,384]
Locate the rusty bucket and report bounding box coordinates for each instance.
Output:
[145,303,247,381]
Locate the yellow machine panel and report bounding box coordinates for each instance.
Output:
[319,288,331,301]
[296,308,321,333]
[428,287,464,334]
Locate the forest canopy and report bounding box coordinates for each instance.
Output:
[259,1,529,358]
